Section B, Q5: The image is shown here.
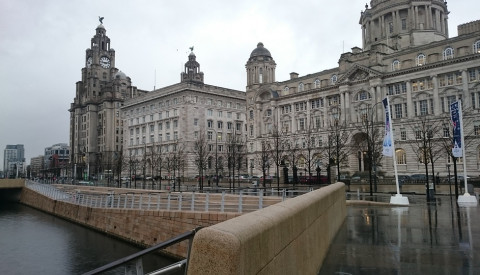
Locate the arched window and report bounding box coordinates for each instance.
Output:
[331,74,338,84]
[443,47,454,60]
[356,90,370,101]
[284,86,289,92]
[314,79,321,88]
[298,82,304,92]
[396,148,407,164]
[416,54,426,66]
[392,60,400,71]
[473,40,480,54]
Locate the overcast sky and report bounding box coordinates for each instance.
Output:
[0,0,477,168]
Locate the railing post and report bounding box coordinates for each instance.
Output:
[147,194,151,210]
[205,193,209,212]
[167,194,171,210]
[157,194,161,210]
[131,194,135,209]
[221,191,225,212]
[238,190,243,213]
[178,194,183,211]
[191,192,195,211]
[259,189,263,209]
[139,195,143,210]
[282,189,286,201]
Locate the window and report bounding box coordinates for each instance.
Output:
[392,60,400,71]
[314,79,320,88]
[311,98,323,109]
[207,99,212,105]
[298,118,305,131]
[266,109,272,117]
[249,110,254,119]
[158,134,162,141]
[298,82,304,92]
[218,111,222,117]
[474,40,480,54]
[249,125,254,136]
[356,91,370,101]
[474,121,480,136]
[394,104,403,119]
[388,22,393,33]
[331,75,338,84]
[415,130,422,140]
[227,122,233,130]
[166,111,170,118]
[173,120,178,128]
[468,68,478,82]
[174,132,178,140]
[166,133,170,141]
[227,112,232,118]
[396,149,407,164]
[218,121,223,129]
[419,100,428,116]
[166,121,170,129]
[443,127,450,138]
[158,123,162,130]
[207,131,213,140]
[401,18,407,30]
[207,120,213,128]
[284,86,290,92]
[416,54,426,66]
[194,118,198,126]
[400,129,407,140]
[149,125,154,132]
[207,109,213,116]
[443,47,454,60]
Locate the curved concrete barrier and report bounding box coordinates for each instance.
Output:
[187,182,346,275]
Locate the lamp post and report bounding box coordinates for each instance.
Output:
[447,163,452,197]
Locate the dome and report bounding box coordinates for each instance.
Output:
[97,24,105,29]
[250,42,272,58]
[115,70,128,80]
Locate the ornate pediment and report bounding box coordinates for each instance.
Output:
[337,64,382,84]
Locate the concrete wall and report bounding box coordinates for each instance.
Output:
[20,187,241,258]
[187,182,346,275]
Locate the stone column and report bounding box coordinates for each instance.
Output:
[462,70,471,107]
[432,75,440,115]
[406,80,413,118]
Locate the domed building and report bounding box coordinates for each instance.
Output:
[245,0,480,187]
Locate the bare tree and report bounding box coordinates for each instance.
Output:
[326,119,351,183]
[193,129,210,191]
[225,131,245,190]
[268,125,286,190]
[284,134,302,185]
[255,139,271,188]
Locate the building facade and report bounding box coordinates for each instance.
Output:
[121,51,247,180]
[43,143,70,180]
[69,23,147,181]
[30,155,44,179]
[3,144,25,178]
[246,0,480,179]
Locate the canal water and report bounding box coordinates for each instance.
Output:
[0,201,175,275]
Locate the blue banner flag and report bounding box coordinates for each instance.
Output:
[450,101,462,157]
[382,98,393,157]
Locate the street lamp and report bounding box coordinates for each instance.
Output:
[446,163,452,197]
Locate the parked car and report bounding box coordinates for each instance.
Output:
[299,175,328,184]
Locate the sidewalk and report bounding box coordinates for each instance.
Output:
[319,194,480,274]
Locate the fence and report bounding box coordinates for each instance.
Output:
[25,181,308,213]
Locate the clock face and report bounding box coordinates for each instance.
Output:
[86,57,93,68]
[99,56,111,68]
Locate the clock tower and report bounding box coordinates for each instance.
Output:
[69,21,145,182]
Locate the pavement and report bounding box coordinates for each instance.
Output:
[319,193,480,275]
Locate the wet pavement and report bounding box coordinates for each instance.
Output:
[319,194,480,274]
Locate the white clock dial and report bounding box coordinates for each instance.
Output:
[99,56,111,68]
[86,57,93,68]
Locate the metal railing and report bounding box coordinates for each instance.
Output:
[83,227,201,275]
[25,181,311,213]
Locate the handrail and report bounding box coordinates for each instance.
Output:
[82,227,202,275]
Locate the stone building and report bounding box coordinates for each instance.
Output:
[245,0,480,180]
[69,23,147,180]
[3,144,25,178]
[29,155,44,179]
[122,51,247,180]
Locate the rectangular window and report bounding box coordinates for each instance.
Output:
[166,133,170,141]
[207,120,213,128]
[194,118,198,126]
[207,131,213,140]
[227,122,232,130]
[150,125,154,132]
[173,120,178,128]
[401,18,407,30]
[394,104,403,119]
[218,111,222,117]
[250,125,254,136]
[227,112,232,118]
[299,118,305,131]
[443,127,450,138]
[400,129,407,140]
[415,130,422,140]
[158,134,162,141]
[166,122,170,129]
[218,121,223,129]
[419,100,428,116]
[208,109,213,116]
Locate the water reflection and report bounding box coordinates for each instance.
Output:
[0,202,174,275]
[319,195,480,274]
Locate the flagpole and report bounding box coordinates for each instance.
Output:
[384,97,409,205]
[456,100,478,205]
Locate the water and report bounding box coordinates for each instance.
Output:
[320,195,480,274]
[0,202,175,275]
